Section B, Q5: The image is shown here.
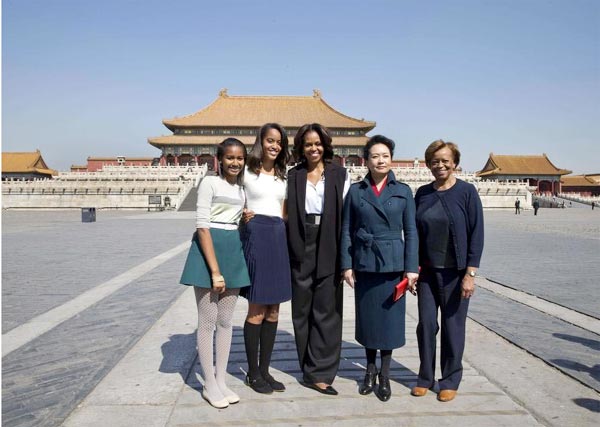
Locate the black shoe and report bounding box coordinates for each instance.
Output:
[245,374,273,394]
[263,373,285,392]
[376,374,391,402]
[359,369,377,395]
[302,382,338,396]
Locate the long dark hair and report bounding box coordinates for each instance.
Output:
[246,123,289,180]
[217,138,247,185]
[293,123,334,163]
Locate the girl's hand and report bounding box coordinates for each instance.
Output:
[242,208,255,223]
[211,274,226,294]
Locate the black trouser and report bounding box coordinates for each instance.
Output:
[416,267,469,391]
[291,223,343,384]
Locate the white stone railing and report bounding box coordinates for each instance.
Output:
[1,165,207,209]
[558,192,600,205]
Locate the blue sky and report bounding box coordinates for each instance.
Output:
[2,0,599,173]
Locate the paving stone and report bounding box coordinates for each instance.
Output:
[479,209,600,318]
[470,287,600,392]
[1,256,186,427]
[2,210,195,333]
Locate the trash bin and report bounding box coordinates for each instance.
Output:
[82,207,96,223]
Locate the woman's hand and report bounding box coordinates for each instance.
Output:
[342,269,356,288]
[211,274,226,294]
[405,272,419,295]
[242,208,255,223]
[461,274,475,299]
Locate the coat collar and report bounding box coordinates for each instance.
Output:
[358,171,400,224]
[360,170,398,187]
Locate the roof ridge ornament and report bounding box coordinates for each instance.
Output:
[313,89,321,98]
[219,88,228,98]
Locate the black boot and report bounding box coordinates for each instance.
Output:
[359,366,377,395]
[377,373,391,402]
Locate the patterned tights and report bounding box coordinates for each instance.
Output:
[194,287,240,402]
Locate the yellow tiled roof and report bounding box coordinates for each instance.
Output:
[148,135,369,148]
[561,174,600,187]
[477,153,571,177]
[161,90,376,131]
[2,150,57,175]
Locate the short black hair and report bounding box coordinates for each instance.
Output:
[216,138,247,185]
[363,135,395,160]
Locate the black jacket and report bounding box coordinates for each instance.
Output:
[287,162,347,278]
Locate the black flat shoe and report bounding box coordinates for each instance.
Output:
[303,382,338,396]
[245,374,273,394]
[359,369,377,395]
[376,374,391,402]
[263,373,285,392]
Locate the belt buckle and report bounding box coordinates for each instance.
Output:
[313,215,321,225]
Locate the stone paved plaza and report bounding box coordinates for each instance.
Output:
[2,207,599,426]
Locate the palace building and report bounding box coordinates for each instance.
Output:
[477,153,571,193]
[148,89,376,170]
[561,174,600,197]
[2,150,57,180]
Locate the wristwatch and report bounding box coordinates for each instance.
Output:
[467,270,476,277]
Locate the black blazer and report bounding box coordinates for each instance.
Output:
[287,162,347,278]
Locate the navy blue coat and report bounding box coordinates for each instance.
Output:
[340,172,419,274]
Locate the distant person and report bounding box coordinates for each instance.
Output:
[533,199,540,216]
[340,135,419,402]
[592,201,595,210]
[411,140,484,403]
[569,201,573,208]
[515,198,521,214]
[179,138,250,409]
[240,123,291,394]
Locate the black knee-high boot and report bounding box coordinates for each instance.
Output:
[260,320,285,391]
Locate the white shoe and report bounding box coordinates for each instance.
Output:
[201,389,229,409]
[218,386,240,404]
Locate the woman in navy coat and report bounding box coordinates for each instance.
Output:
[340,135,419,402]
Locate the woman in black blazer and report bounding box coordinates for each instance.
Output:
[287,123,350,396]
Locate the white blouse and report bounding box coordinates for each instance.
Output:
[243,167,287,218]
[305,170,352,214]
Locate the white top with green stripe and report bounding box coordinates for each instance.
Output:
[196,176,245,229]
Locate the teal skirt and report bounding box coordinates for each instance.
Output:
[180,229,251,289]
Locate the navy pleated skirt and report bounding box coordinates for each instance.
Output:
[355,271,406,349]
[240,214,292,304]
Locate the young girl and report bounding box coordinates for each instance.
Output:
[180,138,250,409]
[240,123,292,394]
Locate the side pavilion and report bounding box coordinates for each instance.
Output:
[477,153,571,194]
